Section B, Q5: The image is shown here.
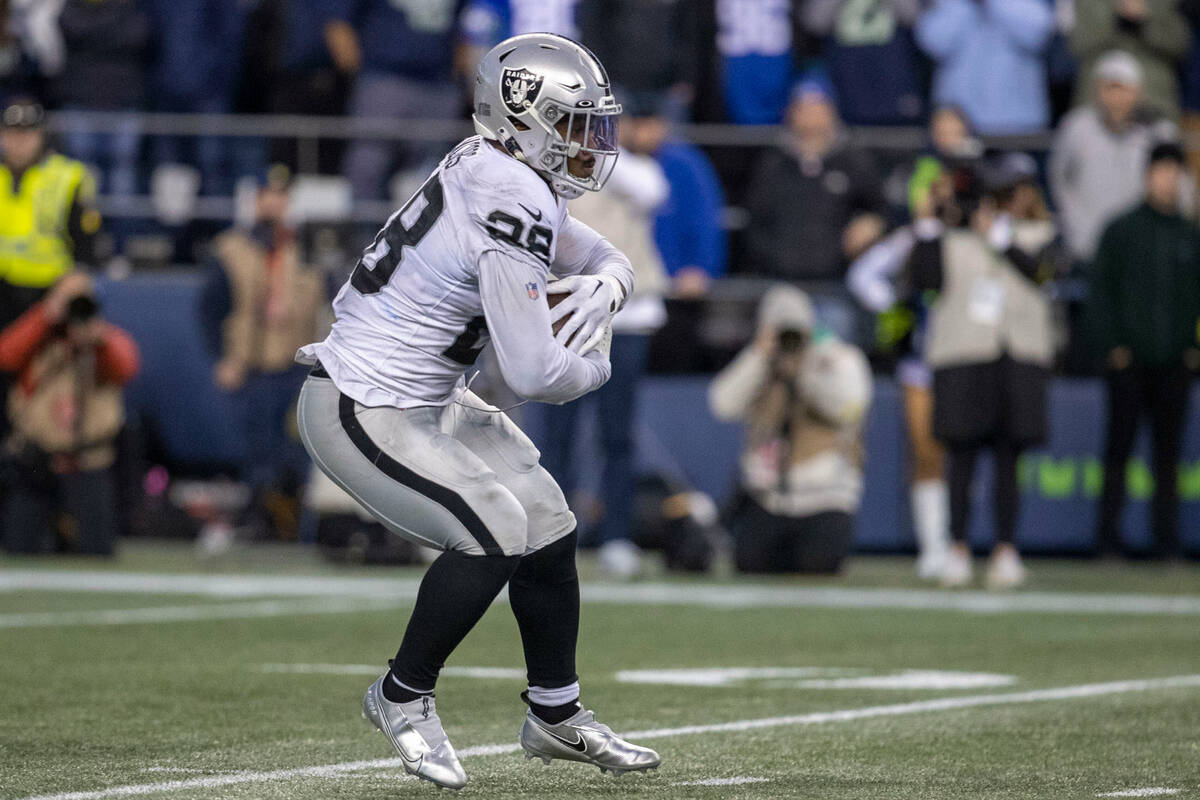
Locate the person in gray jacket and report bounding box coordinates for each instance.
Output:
[1049,50,1177,264]
[907,160,1057,589]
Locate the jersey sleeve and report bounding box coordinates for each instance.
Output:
[457,160,559,269]
[550,214,634,306]
[846,227,916,312]
[477,249,610,404]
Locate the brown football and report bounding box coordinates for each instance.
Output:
[548,291,575,344]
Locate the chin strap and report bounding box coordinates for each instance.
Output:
[498,129,526,161]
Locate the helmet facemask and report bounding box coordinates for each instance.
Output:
[527,98,621,199]
[472,33,623,198]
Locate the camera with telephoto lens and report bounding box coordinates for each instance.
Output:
[777,329,808,355]
[65,295,99,324]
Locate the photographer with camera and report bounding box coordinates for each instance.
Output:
[0,272,139,555]
[906,157,1057,588]
[709,285,873,574]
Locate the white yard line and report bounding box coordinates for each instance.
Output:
[1097,790,1181,797]
[5,569,1200,618]
[0,570,423,598]
[615,667,1016,690]
[672,777,770,786]
[0,596,413,628]
[259,664,526,680]
[14,674,1200,800]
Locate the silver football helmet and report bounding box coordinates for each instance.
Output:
[473,33,621,199]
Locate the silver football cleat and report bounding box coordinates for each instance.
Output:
[362,674,467,790]
[519,707,661,776]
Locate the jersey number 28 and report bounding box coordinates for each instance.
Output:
[350,175,445,295]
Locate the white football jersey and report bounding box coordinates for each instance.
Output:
[298,136,629,408]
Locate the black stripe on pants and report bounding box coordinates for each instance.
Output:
[336,392,505,556]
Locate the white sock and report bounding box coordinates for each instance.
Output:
[389,673,433,697]
[912,479,949,561]
[526,682,580,707]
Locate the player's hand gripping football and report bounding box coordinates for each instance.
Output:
[548,274,623,356]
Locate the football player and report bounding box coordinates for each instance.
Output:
[294,34,660,789]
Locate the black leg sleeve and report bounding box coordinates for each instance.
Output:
[992,443,1021,545]
[508,530,580,689]
[389,549,521,693]
[948,446,979,544]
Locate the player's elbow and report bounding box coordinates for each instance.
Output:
[504,367,562,403]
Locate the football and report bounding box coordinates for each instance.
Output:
[548,290,574,344]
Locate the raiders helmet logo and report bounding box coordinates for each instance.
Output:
[502,68,543,115]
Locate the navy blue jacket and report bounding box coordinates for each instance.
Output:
[327,0,465,80]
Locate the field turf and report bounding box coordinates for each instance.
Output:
[2,541,1199,800]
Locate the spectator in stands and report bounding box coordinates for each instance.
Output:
[801,0,925,126]
[906,105,983,225]
[458,0,580,88]
[0,272,139,555]
[327,0,467,200]
[713,0,798,125]
[540,122,671,579]
[1050,51,1176,265]
[199,165,325,538]
[916,0,1055,134]
[2,1,55,105]
[577,0,699,122]
[148,0,250,196]
[710,285,873,575]
[0,4,20,101]
[4,0,66,87]
[630,113,727,300]
[54,0,151,197]
[0,98,103,331]
[1071,0,1189,120]
[460,0,579,48]
[1181,1,1200,184]
[741,79,888,285]
[1088,142,1200,561]
[636,101,727,373]
[908,158,1057,589]
[257,0,352,174]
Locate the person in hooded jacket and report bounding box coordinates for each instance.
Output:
[709,285,873,574]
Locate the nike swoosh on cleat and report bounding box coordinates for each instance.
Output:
[542,727,587,753]
[518,203,543,221]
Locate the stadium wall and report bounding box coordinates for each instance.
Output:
[102,274,1200,557]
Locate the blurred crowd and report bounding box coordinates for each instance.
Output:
[1,0,1198,579]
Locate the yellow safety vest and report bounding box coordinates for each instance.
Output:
[0,154,94,289]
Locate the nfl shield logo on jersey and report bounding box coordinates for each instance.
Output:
[502,68,544,114]
[526,282,539,300]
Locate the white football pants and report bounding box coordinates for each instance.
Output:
[296,373,576,557]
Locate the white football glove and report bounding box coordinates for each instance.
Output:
[549,274,624,355]
[583,318,613,360]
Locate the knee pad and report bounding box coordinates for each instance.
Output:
[511,530,577,586]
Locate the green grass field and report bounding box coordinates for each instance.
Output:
[2,542,1199,800]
